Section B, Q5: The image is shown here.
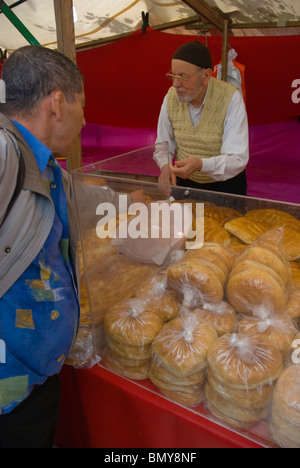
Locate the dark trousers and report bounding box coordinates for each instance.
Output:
[0,375,61,448]
[176,170,248,196]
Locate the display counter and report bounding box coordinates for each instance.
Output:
[68,146,300,449]
[54,364,265,448]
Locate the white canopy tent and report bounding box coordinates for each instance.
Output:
[0,0,300,53]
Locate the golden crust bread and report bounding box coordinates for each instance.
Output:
[104,298,163,347]
[245,208,299,229]
[103,348,149,380]
[235,244,291,284]
[151,315,218,377]
[281,225,300,260]
[226,267,287,315]
[207,333,283,391]
[166,259,225,304]
[204,217,231,246]
[238,314,296,357]
[270,365,300,447]
[203,202,242,226]
[207,369,274,410]
[205,382,270,429]
[193,303,238,337]
[290,262,300,288]
[284,286,300,319]
[224,217,267,244]
[135,273,180,322]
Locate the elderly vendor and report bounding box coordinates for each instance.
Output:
[154,41,249,195]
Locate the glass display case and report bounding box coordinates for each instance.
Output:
[71,145,300,448]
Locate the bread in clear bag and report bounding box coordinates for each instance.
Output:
[205,332,283,428]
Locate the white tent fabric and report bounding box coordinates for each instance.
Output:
[0,0,300,52]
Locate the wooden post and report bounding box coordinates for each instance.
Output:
[54,0,82,171]
[221,19,229,82]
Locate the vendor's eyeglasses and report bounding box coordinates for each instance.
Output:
[166,68,202,83]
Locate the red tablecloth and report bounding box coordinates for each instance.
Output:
[54,364,267,448]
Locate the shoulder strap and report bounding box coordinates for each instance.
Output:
[0,128,25,228]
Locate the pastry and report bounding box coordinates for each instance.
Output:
[245,209,300,260]
[151,314,217,377]
[167,243,233,305]
[193,301,238,336]
[226,266,287,315]
[135,273,180,322]
[207,333,283,391]
[205,333,282,429]
[226,229,290,316]
[238,312,297,357]
[149,313,217,406]
[270,365,300,447]
[224,216,267,244]
[284,286,300,320]
[104,298,163,347]
[290,261,300,288]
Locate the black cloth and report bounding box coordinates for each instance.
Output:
[0,375,61,448]
[175,170,248,196]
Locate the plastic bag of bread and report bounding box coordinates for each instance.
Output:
[166,243,234,305]
[103,297,164,379]
[226,228,291,316]
[238,307,297,358]
[270,365,300,448]
[134,272,180,322]
[193,301,238,337]
[149,312,218,406]
[206,333,283,429]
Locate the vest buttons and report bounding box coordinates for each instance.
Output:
[5,247,11,253]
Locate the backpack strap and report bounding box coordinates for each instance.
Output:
[0,127,25,228]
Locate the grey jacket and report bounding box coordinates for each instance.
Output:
[0,113,80,298]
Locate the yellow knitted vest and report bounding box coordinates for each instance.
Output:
[167,77,237,184]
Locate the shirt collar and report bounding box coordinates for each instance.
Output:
[11,120,52,174]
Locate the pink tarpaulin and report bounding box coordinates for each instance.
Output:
[64,119,299,204]
[247,120,300,204]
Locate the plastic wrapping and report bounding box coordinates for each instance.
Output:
[149,312,218,406]
[134,272,180,322]
[166,242,235,305]
[103,297,164,379]
[270,365,300,448]
[194,301,238,337]
[238,308,297,358]
[226,228,291,316]
[206,333,283,429]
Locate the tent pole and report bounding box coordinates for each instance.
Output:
[53,0,82,171]
[0,0,40,45]
[221,19,229,81]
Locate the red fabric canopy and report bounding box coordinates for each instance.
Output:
[77,29,300,129]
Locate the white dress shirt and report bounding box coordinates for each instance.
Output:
[154,83,249,182]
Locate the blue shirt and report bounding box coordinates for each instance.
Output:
[0,122,79,414]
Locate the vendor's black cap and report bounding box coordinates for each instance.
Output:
[172,41,212,69]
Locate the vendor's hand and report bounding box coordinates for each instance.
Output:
[170,158,203,180]
[158,164,177,185]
